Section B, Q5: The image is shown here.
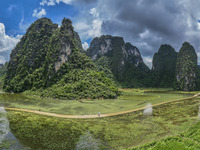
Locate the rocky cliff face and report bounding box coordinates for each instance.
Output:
[151,44,178,87]
[86,35,150,87]
[3,18,119,99]
[175,42,200,91]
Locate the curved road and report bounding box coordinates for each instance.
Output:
[4,93,200,119]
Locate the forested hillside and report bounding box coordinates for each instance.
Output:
[3,18,119,99]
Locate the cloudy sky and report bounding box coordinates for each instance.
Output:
[0,0,200,68]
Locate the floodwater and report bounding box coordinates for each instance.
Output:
[0,91,193,115]
[0,91,199,150]
[0,107,30,150]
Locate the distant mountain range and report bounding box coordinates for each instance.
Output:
[0,17,199,99]
[86,35,150,88]
[85,35,200,91]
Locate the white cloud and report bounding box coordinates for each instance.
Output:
[19,15,31,33]
[0,23,21,64]
[40,0,56,6]
[89,8,99,18]
[0,56,6,64]
[7,5,16,12]
[72,0,200,65]
[40,0,72,6]
[143,56,152,69]
[74,7,102,41]
[19,15,26,32]
[16,34,23,39]
[82,42,89,50]
[0,24,6,36]
[32,8,46,18]
[74,22,89,31]
[88,19,102,38]
[38,0,200,66]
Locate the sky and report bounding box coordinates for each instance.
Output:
[0,0,200,68]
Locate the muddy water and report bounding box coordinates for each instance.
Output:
[0,107,31,150]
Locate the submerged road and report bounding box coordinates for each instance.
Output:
[4,93,200,119]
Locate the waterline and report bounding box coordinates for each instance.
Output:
[0,107,9,144]
[0,107,30,150]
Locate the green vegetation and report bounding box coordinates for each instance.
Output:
[151,44,177,87]
[3,18,119,99]
[0,63,7,77]
[0,62,7,89]
[25,51,119,99]
[6,94,200,150]
[0,89,192,115]
[130,136,200,150]
[4,18,58,92]
[95,56,115,81]
[131,121,200,150]
[1,13,200,150]
[86,35,150,88]
[175,42,200,91]
[7,111,85,150]
[87,39,200,90]
[0,141,10,149]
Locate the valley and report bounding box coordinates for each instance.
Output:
[0,4,200,149]
[0,89,193,116]
[0,89,200,149]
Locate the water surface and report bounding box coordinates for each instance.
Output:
[0,107,30,150]
[0,90,193,115]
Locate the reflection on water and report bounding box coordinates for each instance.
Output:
[0,107,30,150]
[0,107,9,143]
[143,103,152,115]
[75,131,103,150]
[0,92,199,150]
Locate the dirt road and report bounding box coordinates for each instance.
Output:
[4,92,200,119]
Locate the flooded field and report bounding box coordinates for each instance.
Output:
[0,89,193,115]
[0,89,199,149]
[0,107,30,150]
[2,95,200,149]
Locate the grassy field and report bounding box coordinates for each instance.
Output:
[130,122,200,150]
[0,88,194,115]
[6,94,200,150]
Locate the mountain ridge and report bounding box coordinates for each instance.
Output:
[151,44,178,87]
[86,35,150,88]
[3,17,120,99]
[1,18,200,92]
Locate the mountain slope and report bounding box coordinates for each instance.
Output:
[175,42,200,91]
[151,44,178,87]
[86,35,150,87]
[3,18,119,99]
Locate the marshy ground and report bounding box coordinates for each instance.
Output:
[0,88,200,150]
[0,88,194,115]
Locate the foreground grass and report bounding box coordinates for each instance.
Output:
[130,121,200,150]
[0,89,193,115]
[6,96,200,150]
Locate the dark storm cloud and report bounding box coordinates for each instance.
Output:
[77,0,200,67]
[100,0,186,48]
[72,0,98,8]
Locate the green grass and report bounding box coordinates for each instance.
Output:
[0,88,193,115]
[6,95,200,150]
[130,121,200,150]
